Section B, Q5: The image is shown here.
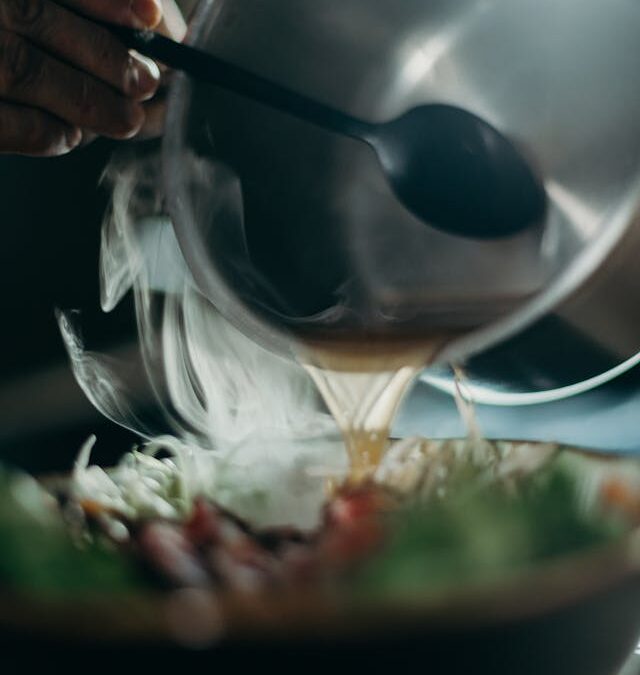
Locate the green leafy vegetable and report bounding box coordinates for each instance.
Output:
[0,466,141,595]
[354,465,624,598]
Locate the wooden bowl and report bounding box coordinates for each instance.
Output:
[1,442,640,674]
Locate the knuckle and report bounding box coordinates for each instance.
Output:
[0,0,46,33]
[93,29,127,81]
[73,76,96,120]
[0,31,43,91]
[93,29,117,65]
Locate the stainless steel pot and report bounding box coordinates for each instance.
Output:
[424,202,640,405]
[164,0,640,402]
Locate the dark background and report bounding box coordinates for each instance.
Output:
[0,141,139,474]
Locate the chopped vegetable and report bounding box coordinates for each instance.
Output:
[0,440,635,601]
[67,456,631,598]
[353,465,626,598]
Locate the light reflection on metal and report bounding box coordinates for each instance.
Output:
[547,181,602,241]
[422,349,640,407]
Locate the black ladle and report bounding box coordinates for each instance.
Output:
[112,25,546,239]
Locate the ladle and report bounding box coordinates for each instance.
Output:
[111,25,547,239]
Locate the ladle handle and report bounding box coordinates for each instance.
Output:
[108,24,371,139]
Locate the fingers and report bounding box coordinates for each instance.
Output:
[0,100,81,156]
[0,0,177,156]
[58,0,163,30]
[137,96,165,140]
[0,0,160,101]
[0,30,144,138]
[156,0,187,41]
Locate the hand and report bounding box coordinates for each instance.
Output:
[0,0,165,157]
[136,0,187,140]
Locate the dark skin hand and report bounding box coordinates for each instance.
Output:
[0,0,185,157]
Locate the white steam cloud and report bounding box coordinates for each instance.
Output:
[58,148,342,528]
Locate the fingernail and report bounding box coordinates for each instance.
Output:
[126,53,161,100]
[62,127,83,153]
[131,0,163,29]
[116,104,146,139]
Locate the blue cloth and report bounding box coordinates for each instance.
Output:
[396,369,640,454]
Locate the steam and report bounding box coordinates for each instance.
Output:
[58,147,342,526]
[56,149,504,529]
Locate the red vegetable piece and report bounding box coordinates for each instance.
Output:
[325,485,394,529]
[186,499,221,547]
[138,522,211,588]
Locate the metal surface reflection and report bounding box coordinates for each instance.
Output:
[166,0,640,400]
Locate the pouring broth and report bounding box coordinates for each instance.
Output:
[300,336,451,482]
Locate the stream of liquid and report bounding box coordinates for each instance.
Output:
[300,337,451,483]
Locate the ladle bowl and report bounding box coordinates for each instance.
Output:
[112,23,546,240]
